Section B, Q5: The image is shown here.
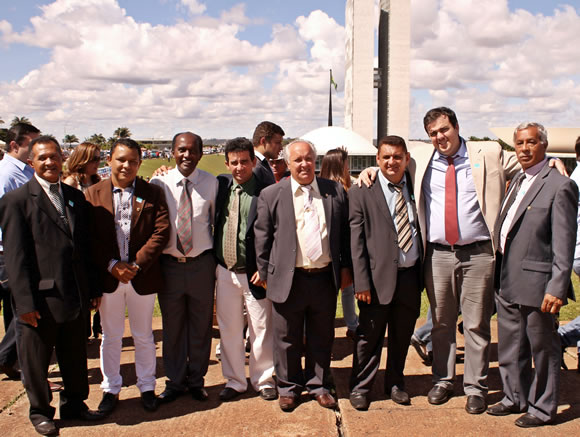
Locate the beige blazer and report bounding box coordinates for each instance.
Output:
[410,140,520,253]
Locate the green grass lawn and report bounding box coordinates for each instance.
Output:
[138,154,227,179]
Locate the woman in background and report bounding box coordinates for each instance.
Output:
[63,142,102,341]
[320,147,358,339]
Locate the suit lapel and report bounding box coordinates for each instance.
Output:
[30,178,72,238]
[467,142,486,208]
[279,178,296,236]
[131,179,145,231]
[371,180,396,231]
[62,185,77,236]
[508,165,550,233]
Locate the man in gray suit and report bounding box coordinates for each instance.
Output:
[253,140,351,412]
[348,136,423,410]
[487,122,577,428]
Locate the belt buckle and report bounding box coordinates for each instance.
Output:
[177,257,187,263]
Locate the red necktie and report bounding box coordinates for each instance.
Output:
[445,156,459,246]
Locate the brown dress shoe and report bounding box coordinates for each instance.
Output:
[279,395,298,412]
[314,393,337,409]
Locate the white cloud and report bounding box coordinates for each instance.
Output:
[180,0,206,15]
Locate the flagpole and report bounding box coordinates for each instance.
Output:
[328,69,333,126]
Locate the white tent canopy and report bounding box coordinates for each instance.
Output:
[300,126,377,156]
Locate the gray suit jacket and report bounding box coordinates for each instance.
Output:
[349,175,423,305]
[254,176,351,304]
[496,165,578,308]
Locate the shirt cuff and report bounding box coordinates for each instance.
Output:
[108,259,119,273]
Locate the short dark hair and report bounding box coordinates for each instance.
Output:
[252,121,285,147]
[574,136,580,158]
[6,122,40,152]
[423,107,458,133]
[30,135,61,158]
[171,131,203,155]
[377,135,407,153]
[225,137,255,163]
[111,138,141,160]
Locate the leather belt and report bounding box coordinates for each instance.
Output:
[430,240,491,252]
[217,261,246,274]
[296,265,332,275]
[163,249,211,263]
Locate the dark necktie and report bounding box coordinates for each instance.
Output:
[445,156,459,246]
[224,185,242,268]
[389,183,413,252]
[49,183,69,227]
[176,178,193,255]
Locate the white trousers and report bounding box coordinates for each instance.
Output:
[216,265,275,392]
[99,281,156,395]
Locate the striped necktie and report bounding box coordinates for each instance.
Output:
[389,183,412,252]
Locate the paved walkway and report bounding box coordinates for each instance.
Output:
[1,318,579,436]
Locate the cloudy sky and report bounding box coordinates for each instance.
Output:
[1,0,579,142]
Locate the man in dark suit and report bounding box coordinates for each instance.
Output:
[251,121,285,185]
[348,136,423,410]
[0,136,102,435]
[85,139,170,416]
[214,137,276,402]
[487,122,577,428]
[254,140,352,412]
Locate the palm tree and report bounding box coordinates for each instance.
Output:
[86,133,107,146]
[113,127,131,139]
[11,116,32,127]
[63,134,79,148]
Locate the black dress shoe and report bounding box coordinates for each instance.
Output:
[427,385,453,405]
[465,395,486,414]
[259,387,278,401]
[60,409,104,421]
[390,386,410,405]
[158,388,186,404]
[33,420,58,436]
[0,364,21,380]
[279,395,299,412]
[487,402,520,416]
[410,335,429,361]
[349,391,369,410]
[190,387,209,401]
[219,387,244,401]
[141,390,158,412]
[515,413,551,428]
[97,392,118,416]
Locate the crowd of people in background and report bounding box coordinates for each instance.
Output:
[0,109,579,436]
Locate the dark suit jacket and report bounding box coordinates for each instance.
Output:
[215,173,270,299]
[495,165,578,308]
[253,157,275,186]
[85,177,170,295]
[0,177,98,323]
[254,176,351,304]
[349,173,424,305]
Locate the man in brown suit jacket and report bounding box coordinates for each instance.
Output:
[85,139,170,416]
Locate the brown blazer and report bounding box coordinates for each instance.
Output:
[85,177,170,295]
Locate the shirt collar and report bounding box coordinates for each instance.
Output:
[378,170,407,192]
[523,157,548,177]
[34,173,61,191]
[232,174,256,192]
[112,179,136,193]
[3,154,31,172]
[291,176,320,196]
[171,167,198,186]
[254,150,265,162]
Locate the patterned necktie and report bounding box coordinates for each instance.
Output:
[224,185,242,269]
[49,183,69,227]
[390,183,413,252]
[301,185,323,262]
[176,178,193,256]
[444,156,459,246]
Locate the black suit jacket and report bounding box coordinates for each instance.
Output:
[215,173,270,299]
[254,176,351,304]
[349,173,424,305]
[0,177,98,323]
[253,157,275,186]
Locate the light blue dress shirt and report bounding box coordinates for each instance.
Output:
[422,139,490,245]
[378,171,420,268]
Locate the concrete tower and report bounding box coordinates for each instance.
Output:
[377,0,410,142]
[345,0,374,143]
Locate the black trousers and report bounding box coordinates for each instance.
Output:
[350,263,421,395]
[272,269,337,397]
[0,253,18,368]
[18,309,89,425]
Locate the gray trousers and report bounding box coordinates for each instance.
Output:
[496,293,560,422]
[159,252,216,391]
[424,241,495,396]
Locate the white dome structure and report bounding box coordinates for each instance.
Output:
[301,126,377,156]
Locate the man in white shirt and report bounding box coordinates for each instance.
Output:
[150,132,218,404]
